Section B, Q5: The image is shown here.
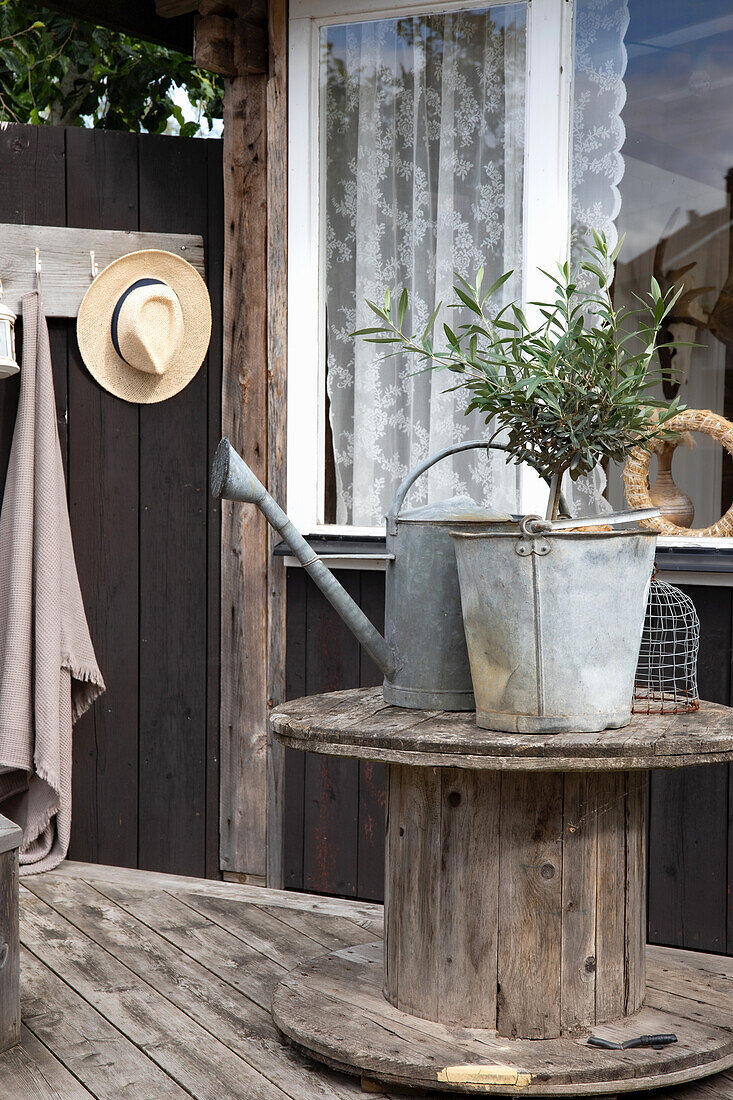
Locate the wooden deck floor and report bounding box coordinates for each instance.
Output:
[1,861,731,1100]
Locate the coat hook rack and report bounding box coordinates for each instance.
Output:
[0,224,205,317]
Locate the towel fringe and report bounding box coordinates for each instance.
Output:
[62,654,106,724]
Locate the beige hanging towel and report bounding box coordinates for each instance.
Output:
[0,292,104,874]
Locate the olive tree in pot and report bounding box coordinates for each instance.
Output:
[357,233,685,733]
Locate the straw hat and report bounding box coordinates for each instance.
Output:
[77,249,212,404]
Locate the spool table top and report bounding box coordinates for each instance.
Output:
[270,687,733,771]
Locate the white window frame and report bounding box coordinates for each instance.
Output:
[287,0,575,534]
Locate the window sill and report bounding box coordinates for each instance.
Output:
[276,535,733,582]
[655,543,733,585]
[274,534,389,572]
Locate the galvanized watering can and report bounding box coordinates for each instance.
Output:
[211,438,515,710]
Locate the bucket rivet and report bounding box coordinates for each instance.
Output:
[540,862,556,880]
[447,791,461,807]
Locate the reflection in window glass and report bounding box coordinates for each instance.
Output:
[575,0,733,529]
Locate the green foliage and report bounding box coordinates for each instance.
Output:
[356,232,688,503]
[0,1,222,135]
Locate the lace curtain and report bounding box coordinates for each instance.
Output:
[571,0,629,261]
[566,0,630,512]
[324,0,630,526]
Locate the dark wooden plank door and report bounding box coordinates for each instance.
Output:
[0,124,222,878]
[66,129,141,870]
[137,136,211,876]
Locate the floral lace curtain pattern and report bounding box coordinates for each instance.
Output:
[323,7,526,526]
[567,0,630,512]
[571,0,629,262]
[323,0,630,526]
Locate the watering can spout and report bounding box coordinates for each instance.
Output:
[211,437,265,505]
[212,439,396,681]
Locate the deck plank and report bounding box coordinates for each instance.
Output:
[24,876,369,1100]
[88,880,290,1012]
[20,946,187,1099]
[91,880,371,1007]
[253,903,381,950]
[173,889,374,970]
[44,862,383,924]
[20,887,292,1100]
[47,861,384,924]
[0,1025,95,1099]
[4,864,733,1099]
[637,1080,733,1099]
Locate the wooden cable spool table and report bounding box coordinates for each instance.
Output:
[270,687,733,1096]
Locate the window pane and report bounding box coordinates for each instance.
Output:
[574,0,733,530]
[321,5,526,526]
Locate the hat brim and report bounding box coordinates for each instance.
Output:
[77,249,212,404]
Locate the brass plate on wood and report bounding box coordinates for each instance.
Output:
[272,942,733,1096]
[270,687,733,771]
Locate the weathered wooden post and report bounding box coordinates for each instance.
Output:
[191,0,288,886]
[0,815,22,1053]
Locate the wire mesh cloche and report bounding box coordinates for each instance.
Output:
[633,575,700,715]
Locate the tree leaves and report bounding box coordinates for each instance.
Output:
[353,232,687,487]
[0,0,223,134]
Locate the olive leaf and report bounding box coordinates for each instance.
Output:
[355,233,689,516]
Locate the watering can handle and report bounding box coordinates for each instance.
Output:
[387,441,506,536]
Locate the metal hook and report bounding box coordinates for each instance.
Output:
[90,250,98,280]
[34,247,42,291]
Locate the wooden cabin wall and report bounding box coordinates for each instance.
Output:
[284,568,386,899]
[284,567,733,950]
[648,584,733,954]
[0,124,223,878]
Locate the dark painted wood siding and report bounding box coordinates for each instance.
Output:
[284,568,386,899]
[284,568,733,949]
[0,124,222,878]
[648,584,733,954]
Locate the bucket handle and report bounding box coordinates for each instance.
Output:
[520,506,661,535]
[387,441,506,536]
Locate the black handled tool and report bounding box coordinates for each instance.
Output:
[588,1033,678,1051]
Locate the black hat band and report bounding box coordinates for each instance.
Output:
[110,278,166,364]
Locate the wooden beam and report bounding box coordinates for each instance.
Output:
[0,223,204,317]
[0,818,21,1054]
[233,18,268,75]
[219,0,287,881]
[220,71,269,878]
[194,13,236,76]
[198,0,264,15]
[265,0,288,889]
[155,0,197,16]
[42,0,194,51]
[194,11,267,75]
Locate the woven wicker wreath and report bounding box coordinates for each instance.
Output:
[623,408,733,537]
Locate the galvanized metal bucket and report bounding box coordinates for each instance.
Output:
[450,526,657,733]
